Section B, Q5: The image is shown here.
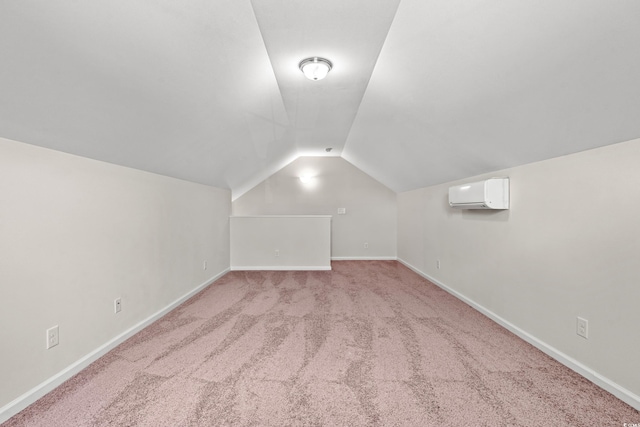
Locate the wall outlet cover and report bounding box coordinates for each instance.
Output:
[577,317,588,339]
[46,325,59,349]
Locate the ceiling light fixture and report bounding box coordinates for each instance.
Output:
[299,57,333,81]
[299,174,314,184]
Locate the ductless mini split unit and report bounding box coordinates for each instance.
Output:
[448,177,510,210]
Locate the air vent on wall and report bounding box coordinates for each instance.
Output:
[448,178,509,209]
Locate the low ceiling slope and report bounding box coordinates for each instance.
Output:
[0,0,292,196]
[2,1,640,198]
[344,0,640,191]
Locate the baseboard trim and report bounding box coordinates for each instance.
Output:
[396,258,640,411]
[230,266,331,271]
[331,256,397,261]
[0,268,230,424]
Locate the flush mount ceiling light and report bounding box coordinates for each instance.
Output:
[299,57,333,81]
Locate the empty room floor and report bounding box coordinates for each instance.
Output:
[4,261,639,426]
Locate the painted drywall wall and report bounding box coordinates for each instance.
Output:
[232,157,397,259]
[0,137,231,411]
[397,137,640,406]
[230,216,331,270]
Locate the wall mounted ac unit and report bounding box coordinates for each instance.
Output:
[448,177,509,209]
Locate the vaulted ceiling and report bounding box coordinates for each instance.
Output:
[2,1,639,199]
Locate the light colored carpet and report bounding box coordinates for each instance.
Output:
[4,261,639,426]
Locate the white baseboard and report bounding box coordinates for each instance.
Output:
[0,268,230,424]
[229,258,398,269]
[230,266,331,271]
[396,258,640,411]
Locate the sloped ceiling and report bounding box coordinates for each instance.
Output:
[2,1,639,199]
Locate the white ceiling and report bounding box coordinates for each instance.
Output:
[2,0,639,199]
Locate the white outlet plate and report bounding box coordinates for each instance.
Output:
[114,298,122,314]
[437,259,441,269]
[577,317,588,339]
[363,242,369,249]
[337,208,346,215]
[275,249,280,257]
[203,260,207,270]
[46,325,59,349]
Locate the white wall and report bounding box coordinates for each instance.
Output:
[397,137,640,408]
[232,156,397,259]
[0,137,231,415]
[230,216,331,270]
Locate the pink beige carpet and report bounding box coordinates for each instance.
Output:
[4,261,639,426]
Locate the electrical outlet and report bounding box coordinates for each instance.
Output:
[437,259,441,269]
[46,325,59,349]
[275,249,280,257]
[203,260,207,270]
[576,317,588,339]
[364,242,369,249]
[337,208,346,215]
[114,298,122,314]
